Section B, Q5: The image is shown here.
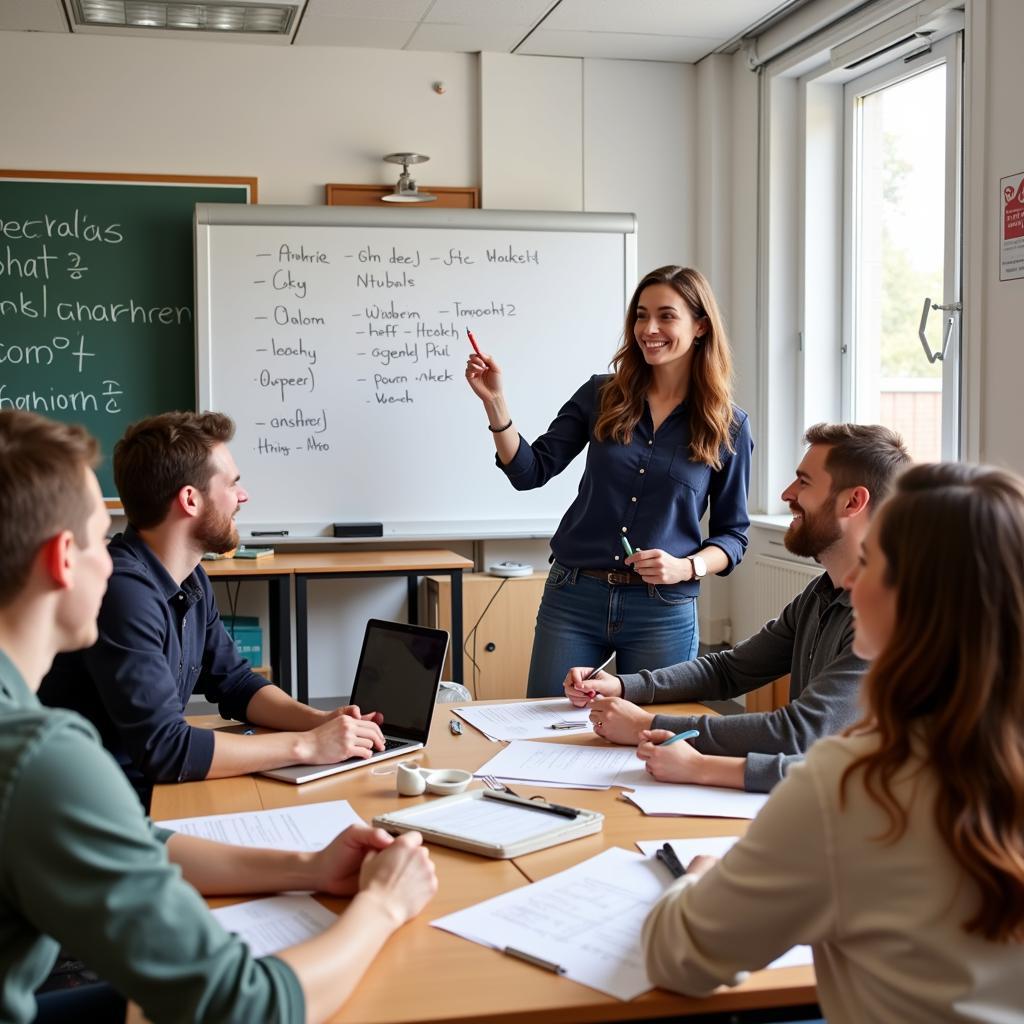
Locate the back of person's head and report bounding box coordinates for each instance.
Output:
[845,461,1024,942]
[0,410,99,608]
[114,411,234,529]
[598,265,734,467]
[804,422,910,509]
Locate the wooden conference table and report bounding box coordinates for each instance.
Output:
[145,700,816,1024]
[204,549,473,701]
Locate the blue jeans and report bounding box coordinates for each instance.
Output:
[526,562,700,698]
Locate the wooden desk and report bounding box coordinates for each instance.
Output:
[204,549,473,702]
[149,702,817,1024]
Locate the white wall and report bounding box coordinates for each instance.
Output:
[972,0,1024,471]
[0,33,478,205]
[1,29,723,693]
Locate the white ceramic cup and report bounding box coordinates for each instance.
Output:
[395,763,473,797]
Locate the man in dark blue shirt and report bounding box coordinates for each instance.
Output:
[41,412,384,806]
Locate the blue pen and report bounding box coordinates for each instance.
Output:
[621,536,634,558]
[660,728,700,747]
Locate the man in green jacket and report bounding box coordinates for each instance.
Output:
[0,409,436,1024]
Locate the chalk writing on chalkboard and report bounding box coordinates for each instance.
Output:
[0,171,254,496]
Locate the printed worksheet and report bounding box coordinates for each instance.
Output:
[617,771,769,819]
[432,847,664,1000]
[473,740,642,789]
[454,699,593,741]
[213,895,337,957]
[157,800,363,851]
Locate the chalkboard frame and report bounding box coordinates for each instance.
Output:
[0,169,258,503]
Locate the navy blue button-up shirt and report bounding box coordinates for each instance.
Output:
[499,375,753,594]
[40,527,269,794]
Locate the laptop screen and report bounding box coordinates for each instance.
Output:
[350,619,449,739]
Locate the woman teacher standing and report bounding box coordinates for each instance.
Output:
[465,266,752,698]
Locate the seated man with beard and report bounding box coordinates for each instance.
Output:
[41,412,385,808]
[564,423,910,793]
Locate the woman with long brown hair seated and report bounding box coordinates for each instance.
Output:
[642,463,1024,1021]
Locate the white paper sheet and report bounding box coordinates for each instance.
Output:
[212,895,337,957]
[157,800,363,851]
[406,795,575,844]
[617,770,769,819]
[454,699,593,741]
[635,838,814,970]
[432,847,665,1001]
[474,740,642,789]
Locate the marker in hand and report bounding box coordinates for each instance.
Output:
[660,728,700,747]
[466,328,482,356]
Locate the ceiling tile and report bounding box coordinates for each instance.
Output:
[521,29,720,63]
[296,16,418,47]
[405,22,524,52]
[0,0,67,32]
[541,0,781,39]
[306,0,432,20]
[425,0,555,28]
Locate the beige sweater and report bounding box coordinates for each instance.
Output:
[642,733,1024,1023]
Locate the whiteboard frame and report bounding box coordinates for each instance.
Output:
[194,204,638,541]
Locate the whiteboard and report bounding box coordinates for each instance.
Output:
[196,206,637,538]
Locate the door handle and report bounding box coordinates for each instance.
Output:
[918,298,961,364]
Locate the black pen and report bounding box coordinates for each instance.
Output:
[251,530,288,537]
[481,789,579,819]
[656,842,686,879]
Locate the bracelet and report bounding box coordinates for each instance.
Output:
[488,419,513,433]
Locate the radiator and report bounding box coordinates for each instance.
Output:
[748,555,823,630]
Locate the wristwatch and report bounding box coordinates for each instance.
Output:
[688,554,708,580]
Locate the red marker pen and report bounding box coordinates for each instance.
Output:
[466,328,482,357]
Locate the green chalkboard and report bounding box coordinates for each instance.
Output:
[0,171,255,496]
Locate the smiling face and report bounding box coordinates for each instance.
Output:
[633,283,706,370]
[193,443,248,553]
[845,513,897,660]
[780,444,844,560]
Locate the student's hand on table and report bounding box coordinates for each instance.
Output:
[589,696,654,745]
[464,352,503,403]
[358,832,438,927]
[309,825,395,896]
[328,704,384,727]
[625,548,691,585]
[685,855,719,878]
[302,713,385,763]
[563,667,622,706]
[637,728,705,782]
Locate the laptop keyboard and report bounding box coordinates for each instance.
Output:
[335,737,411,767]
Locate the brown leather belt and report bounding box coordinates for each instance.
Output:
[579,569,647,586]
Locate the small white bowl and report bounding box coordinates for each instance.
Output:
[423,768,473,795]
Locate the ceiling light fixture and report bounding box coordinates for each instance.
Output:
[380,153,437,204]
[71,0,297,34]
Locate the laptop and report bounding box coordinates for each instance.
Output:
[261,618,450,784]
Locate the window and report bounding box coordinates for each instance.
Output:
[843,36,962,460]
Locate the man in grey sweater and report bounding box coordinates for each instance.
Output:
[564,423,910,793]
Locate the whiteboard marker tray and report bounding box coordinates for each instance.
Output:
[372,789,603,859]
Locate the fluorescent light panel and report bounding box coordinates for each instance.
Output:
[73,0,296,33]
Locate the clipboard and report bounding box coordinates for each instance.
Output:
[372,790,603,859]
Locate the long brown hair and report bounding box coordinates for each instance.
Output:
[593,266,735,468]
[842,463,1024,942]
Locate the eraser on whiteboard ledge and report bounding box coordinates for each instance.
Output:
[487,561,534,578]
[333,522,384,538]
